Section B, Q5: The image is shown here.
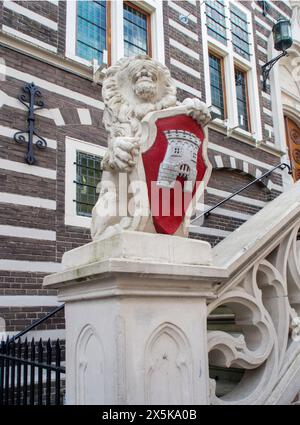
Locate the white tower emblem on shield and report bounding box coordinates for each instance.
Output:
[157,130,201,192]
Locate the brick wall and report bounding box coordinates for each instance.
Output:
[0,1,292,333]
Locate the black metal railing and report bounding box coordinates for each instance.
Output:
[0,305,66,405]
[191,162,292,223]
[9,305,65,343]
[0,337,65,405]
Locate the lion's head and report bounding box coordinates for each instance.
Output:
[102,55,177,138]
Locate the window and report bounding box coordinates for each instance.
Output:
[66,1,165,65]
[75,151,103,217]
[76,0,109,64]
[201,0,262,140]
[209,52,226,120]
[65,137,106,228]
[235,68,250,132]
[123,2,151,57]
[206,0,227,45]
[230,4,250,61]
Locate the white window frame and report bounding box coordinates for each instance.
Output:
[65,0,165,66]
[65,136,106,228]
[201,0,262,143]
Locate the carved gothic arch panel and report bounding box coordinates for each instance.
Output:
[144,322,193,405]
[75,324,105,405]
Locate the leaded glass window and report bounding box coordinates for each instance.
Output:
[124,2,149,57]
[235,68,250,132]
[75,151,102,217]
[76,0,107,63]
[230,3,250,61]
[205,0,227,45]
[209,53,225,120]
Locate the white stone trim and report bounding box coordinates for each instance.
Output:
[147,0,166,64]
[0,125,57,149]
[2,26,57,53]
[185,0,197,6]
[0,90,65,127]
[0,296,60,307]
[65,136,107,228]
[243,161,249,174]
[256,169,263,178]
[262,91,271,100]
[230,156,236,169]
[214,155,224,168]
[0,260,62,273]
[48,108,65,126]
[0,158,56,180]
[267,180,284,193]
[77,108,92,126]
[204,205,252,221]
[256,31,268,43]
[169,38,199,60]
[3,0,58,31]
[268,1,291,20]
[255,15,272,31]
[263,107,273,117]
[200,1,212,110]
[189,226,230,237]
[0,192,56,210]
[258,45,268,55]
[207,187,267,208]
[170,58,201,78]
[174,79,201,98]
[168,19,198,41]
[0,225,56,241]
[208,142,282,174]
[167,1,197,23]
[5,66,104,110]
[264,124,274,138]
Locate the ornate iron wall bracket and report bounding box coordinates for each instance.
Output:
[258,1,270,17]
[261,50,288,92]
[14,82,47,165]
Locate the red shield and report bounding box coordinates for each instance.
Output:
[141,113,208,235]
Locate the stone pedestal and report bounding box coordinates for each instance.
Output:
[43,231,225,405]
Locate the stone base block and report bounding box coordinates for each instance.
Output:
[62,230,212,270]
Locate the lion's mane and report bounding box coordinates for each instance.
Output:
[102,55,177,139]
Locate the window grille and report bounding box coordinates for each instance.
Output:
[205,0,227,45]
[235,68,250,132]
[209,53,226,120]
[74,151,102,217]
[230,3,251,61]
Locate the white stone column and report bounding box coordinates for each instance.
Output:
[43,231,225,405]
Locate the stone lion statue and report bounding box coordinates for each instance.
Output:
[91,55,211,241]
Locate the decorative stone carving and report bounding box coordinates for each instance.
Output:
[208,220,300,404]
[91,55,211,240]
[145,323,193,405]
[115,315,127,404]
[75,325,105,405]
